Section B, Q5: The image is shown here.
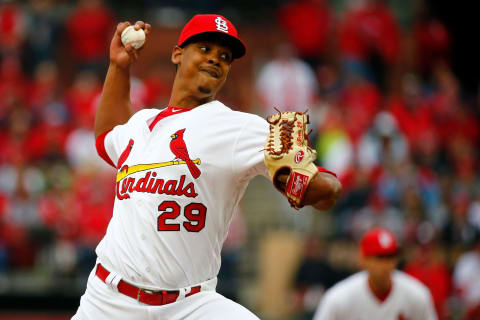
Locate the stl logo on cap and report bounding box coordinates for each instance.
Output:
[379,231,393,248]
[177,14,246,59]
[215,16,228,33]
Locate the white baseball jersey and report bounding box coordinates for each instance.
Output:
[95,100,269,290]
[313,271,437,320]
[453,251,480,307]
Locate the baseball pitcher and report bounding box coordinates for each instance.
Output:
[72,14,341,320]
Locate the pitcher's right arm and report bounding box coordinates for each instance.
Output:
[95,21,151,139]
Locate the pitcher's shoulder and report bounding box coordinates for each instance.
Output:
[207,101,267,126]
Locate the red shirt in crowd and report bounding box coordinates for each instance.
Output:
[0,2,25,50]
[277,0,333,59]
[404,249,451,319]
[414,18,450,73]
[339,1,400,64]
[66,4,115,62]
[388,96,436,152]
[339,79,381,143]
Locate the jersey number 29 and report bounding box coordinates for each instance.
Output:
[157,201,206,232]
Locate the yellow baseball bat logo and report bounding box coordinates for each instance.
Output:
[116,159,201,182]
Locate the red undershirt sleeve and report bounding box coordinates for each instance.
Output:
[317,166,337,177]
[96,129,116,168]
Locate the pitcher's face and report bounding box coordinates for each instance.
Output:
[172,40,232,99]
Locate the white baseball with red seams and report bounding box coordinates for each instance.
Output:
[121,25,145,49]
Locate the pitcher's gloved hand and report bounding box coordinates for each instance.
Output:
[264,110,318,209]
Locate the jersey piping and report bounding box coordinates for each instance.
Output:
[149,106,193,131]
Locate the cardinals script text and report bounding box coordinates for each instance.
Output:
[116,172,198,200]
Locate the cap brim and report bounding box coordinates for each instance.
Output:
[363,247,401,258]
[179,31,246,59]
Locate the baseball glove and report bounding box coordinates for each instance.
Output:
[264,109,318,209]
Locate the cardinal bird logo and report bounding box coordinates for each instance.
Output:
[170,129,201,179]
[117,139,134,173]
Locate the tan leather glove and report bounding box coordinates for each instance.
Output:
[264,110,318,209]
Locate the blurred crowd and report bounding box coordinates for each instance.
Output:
[0,0,172,279]
[0,0,479,319]
[262,0,480,319]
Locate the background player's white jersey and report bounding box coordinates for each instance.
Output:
[313,270,437,320]
[96,101,269,290]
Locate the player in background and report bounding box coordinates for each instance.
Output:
[72,14,341,319]
[453,233,480,319]
[313,228,437,320]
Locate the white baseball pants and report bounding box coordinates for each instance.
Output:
[72,265,259,320]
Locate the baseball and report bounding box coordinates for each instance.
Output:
[121,25,145,49]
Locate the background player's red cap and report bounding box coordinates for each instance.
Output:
[177,14,246,59]
[360,228,398,257]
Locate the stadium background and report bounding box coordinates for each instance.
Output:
[1,0,479,319]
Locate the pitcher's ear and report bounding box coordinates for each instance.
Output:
[171,45,183,65]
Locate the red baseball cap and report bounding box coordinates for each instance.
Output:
[360,228,398,257]
[177,14,246,59]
